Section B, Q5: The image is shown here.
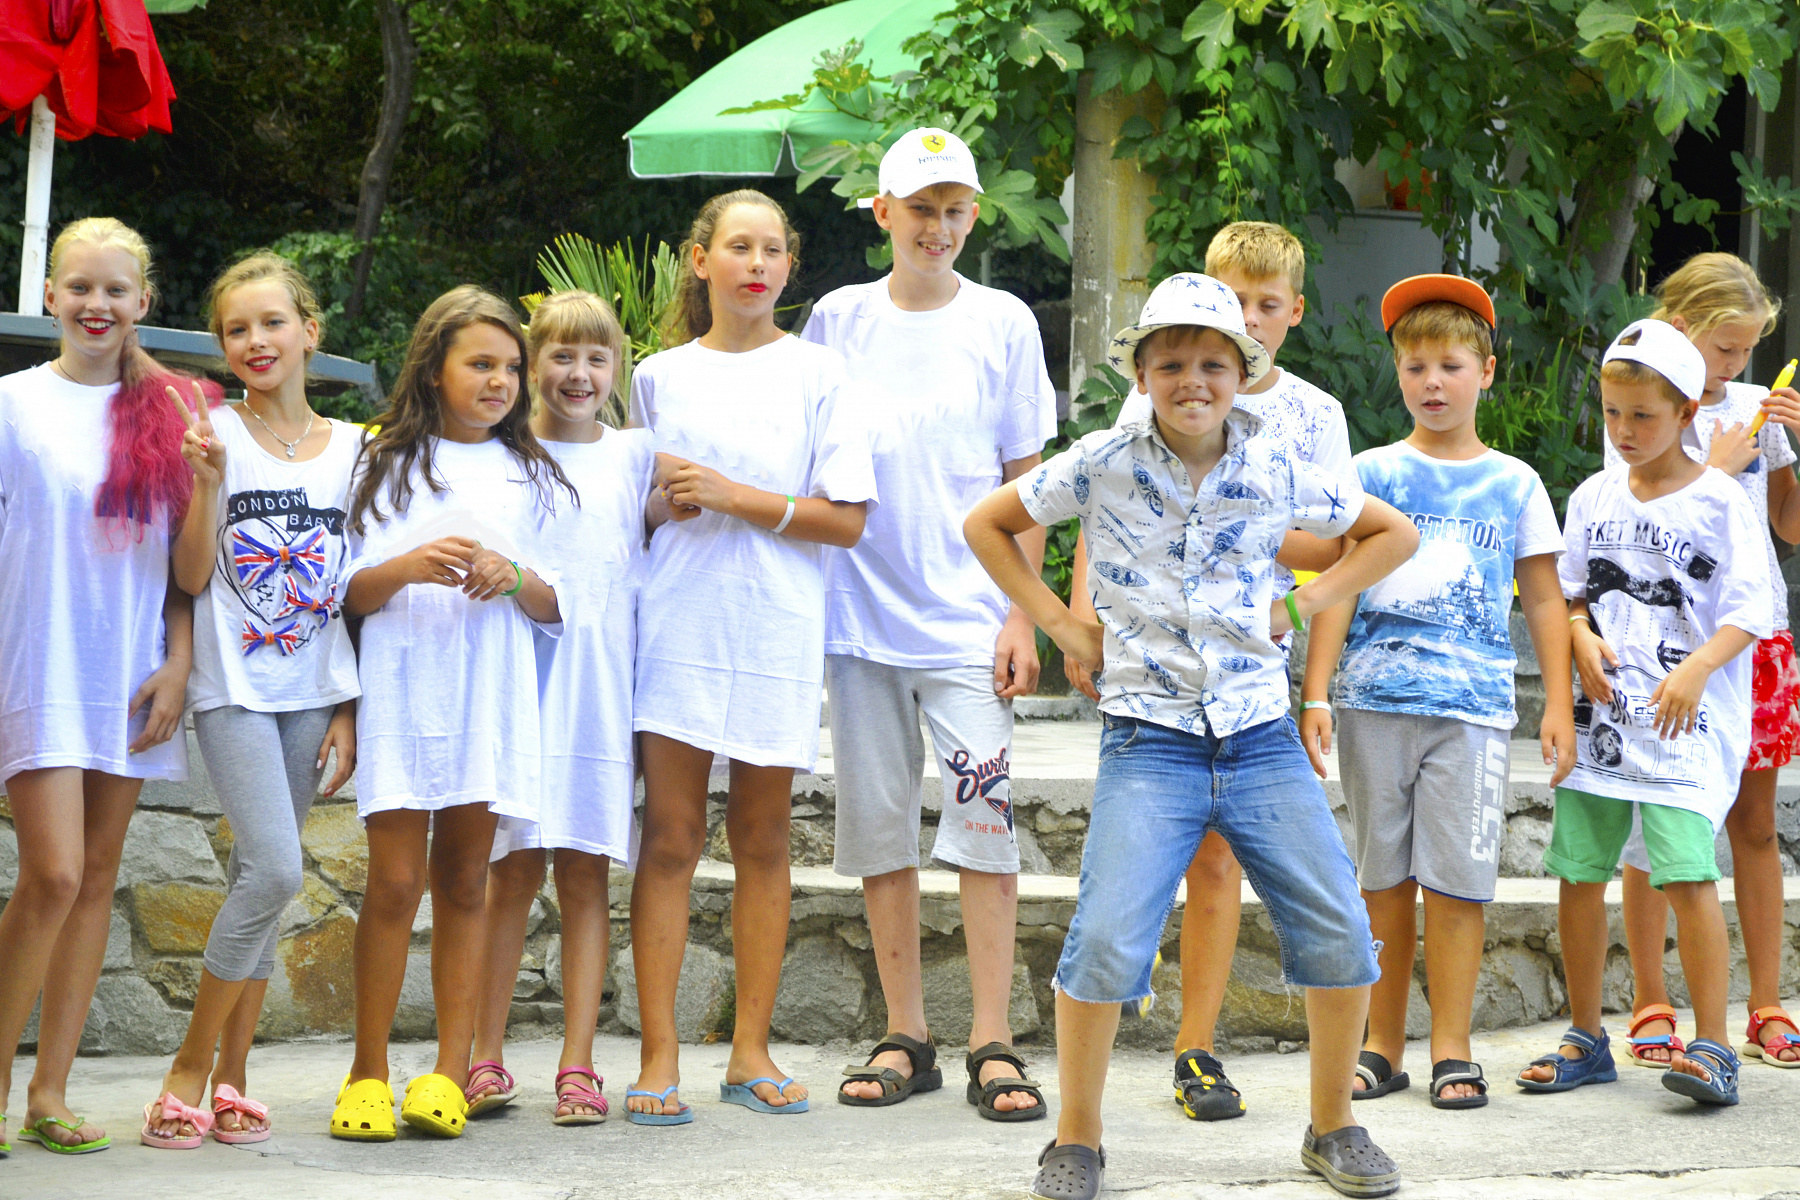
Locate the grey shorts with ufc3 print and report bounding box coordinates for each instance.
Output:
[1337,708,1509,902]
[826,654,1020,876]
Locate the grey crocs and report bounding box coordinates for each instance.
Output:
[1030,1139,1105,1200]
[1302,1124,1400,1198]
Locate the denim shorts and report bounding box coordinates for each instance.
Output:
[1053,713,1380,1004]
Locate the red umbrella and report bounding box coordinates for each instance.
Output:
[2,0,188,313]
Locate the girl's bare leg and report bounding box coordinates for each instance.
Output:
[555,849,611,1119]
[348,810,429,1084]
[722,760,806,1107]
[426,803,501,1088]
[469,848,547,1100]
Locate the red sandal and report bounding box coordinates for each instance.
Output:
[1625,1003,1684,1068]
[465,1060,519,1117]
[553,1067,608,1126]
[1743,1005,1800,1068]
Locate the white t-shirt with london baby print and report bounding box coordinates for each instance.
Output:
[187,406,362,714]
[1559,464,1772,825]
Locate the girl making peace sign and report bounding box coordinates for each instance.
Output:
[142,253,361,1149]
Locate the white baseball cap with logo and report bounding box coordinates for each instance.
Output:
[1603,318,1706,401]
[1106,272,1272,386]
[857,127,982,208]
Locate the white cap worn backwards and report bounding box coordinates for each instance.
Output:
[857,127,981,208]
[1603,318,1707,401]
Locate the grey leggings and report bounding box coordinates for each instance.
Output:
[193,704,333,981]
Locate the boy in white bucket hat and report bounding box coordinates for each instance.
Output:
[802,126,1059,1121]
[964,273,1419,1199]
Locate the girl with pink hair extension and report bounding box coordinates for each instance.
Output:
[0,217,212,1155]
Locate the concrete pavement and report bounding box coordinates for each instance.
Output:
[6,1014,1800,1199]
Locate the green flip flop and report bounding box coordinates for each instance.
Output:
[1,1111,11,1156]
[19,1114,111,1154]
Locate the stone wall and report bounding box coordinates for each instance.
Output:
[4,715,1800,1057]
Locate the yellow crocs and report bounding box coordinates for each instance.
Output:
[401,1073,468,1138]
[330,1076,396,1142]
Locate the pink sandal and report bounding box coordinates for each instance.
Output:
[552,1067,608,1126]
[211,1084,271,1144]
[465,1060,519,1117]
[141,1092,214,1150]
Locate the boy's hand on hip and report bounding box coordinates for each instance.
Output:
[993,614,1041,699]
[1298,706,1332,779]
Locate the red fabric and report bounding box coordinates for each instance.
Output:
[0,0,175,140]
[1746,629,1800,772]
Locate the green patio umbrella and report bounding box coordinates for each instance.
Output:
[625,0,949,179]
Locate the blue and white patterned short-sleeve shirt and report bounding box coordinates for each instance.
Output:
[1021,409,1364,736]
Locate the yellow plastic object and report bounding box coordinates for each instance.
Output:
[1747,358,1799,435]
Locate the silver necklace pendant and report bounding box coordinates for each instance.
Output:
[285,444,297,459]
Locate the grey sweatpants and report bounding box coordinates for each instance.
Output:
[193,704,333,981]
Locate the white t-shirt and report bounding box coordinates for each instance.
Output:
[344,437,563,819]
[630,336,878,768]
[1558,465,1773,824]
[1604,379,1797,629]
[800,275,1057,667]
[1117,366,1353,594]
[493,429,655,863]
[0,364,187,783]
[187,407,361,715]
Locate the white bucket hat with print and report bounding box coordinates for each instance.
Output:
[1106,272,1271,386]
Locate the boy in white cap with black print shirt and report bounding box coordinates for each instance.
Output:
[965,272,1419,1199]
[1517,318,1771,1109]
[800,127,1059,1121]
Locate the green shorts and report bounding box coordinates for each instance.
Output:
[1543,787,1720,889]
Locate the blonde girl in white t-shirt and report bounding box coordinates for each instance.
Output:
[625,190,875,1124]
[328,286,573,1143]
[0,218,213,1156]
[466,291,660,1125]
[141,254,360,1149]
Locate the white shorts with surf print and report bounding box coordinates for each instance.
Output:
[827,654,1020,877]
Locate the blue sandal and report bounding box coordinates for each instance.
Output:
[1662,1037,1741,1106]
[1517,1025,1618,1093]
[719,1076,809,1114]
[624,1084,693,1126]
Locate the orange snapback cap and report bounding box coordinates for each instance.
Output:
[1380,274,1496,332]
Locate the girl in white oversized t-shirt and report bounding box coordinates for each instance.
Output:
[0,218,204,1153]
[467,291,663,1126]
[330,286,573,1143]
[624,190,875,1124]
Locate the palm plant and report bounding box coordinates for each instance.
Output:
[523,233,682,427]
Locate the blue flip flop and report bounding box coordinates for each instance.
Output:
[624,1085,693,1126]
[719,1076,809,1114]
[1517,1025,1618,1093]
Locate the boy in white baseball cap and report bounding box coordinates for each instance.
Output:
[1520,317,1771,1109]
[801,126,1058,1121]
[965,274,1419,1199]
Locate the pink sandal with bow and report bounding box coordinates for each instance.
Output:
[141,1091,215,1150]
[211,1084,271,1144]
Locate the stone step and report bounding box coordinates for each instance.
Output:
[720,721,1800,878]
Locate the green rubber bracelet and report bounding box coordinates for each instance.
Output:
[1283,589,1304,631]
[503,560,525,597]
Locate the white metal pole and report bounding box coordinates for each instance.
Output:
[19,95,56,316]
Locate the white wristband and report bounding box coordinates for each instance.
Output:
[1301,701,1332,712]
[772,495,796,535]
